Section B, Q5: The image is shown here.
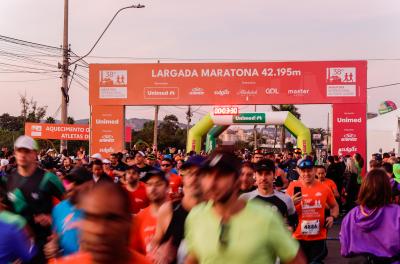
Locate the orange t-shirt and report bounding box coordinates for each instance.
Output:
[320,178,338,194]
[125,182,150,214]
[287,181,336,241]
[131,206,157,255]
[49,251,151,264]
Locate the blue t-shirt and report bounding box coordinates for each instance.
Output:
[0,211,36,263]
[52,200,83,256]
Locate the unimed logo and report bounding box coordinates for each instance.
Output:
[336,117,362,123]
[95,119,119,125]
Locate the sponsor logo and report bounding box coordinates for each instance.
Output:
[99,70,128,99]
[189,87,205,96]
[99,135,115,143]
[99,147,115,154]
[326,67,356,84]
[341,133,358,142]
[214,89,230,96]
[315,192,322,197]
[237,89,258,96]
[288,89,310,96]
[144,87,179,99]
[336,117,362,123]
[95,119,119,125]
[265,88,279,95]
[338,146,358,153]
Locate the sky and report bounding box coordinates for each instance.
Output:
[0,0,399,128]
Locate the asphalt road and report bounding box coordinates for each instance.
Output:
[325,220,347,264]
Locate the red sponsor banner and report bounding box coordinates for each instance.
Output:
[332,104,366,160]
[25,123,89,141]
[89,61,367,106]
[125,126,132,143]
[90,105,124,158]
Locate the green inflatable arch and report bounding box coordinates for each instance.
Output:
[187,112,311,154]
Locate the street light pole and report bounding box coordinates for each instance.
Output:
[59,3,145,153]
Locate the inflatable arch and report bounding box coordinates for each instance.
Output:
[187,112,312,154]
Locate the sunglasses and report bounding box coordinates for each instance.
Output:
[298,160,313,169]
[161,164,171,167]
[219,222,230,250]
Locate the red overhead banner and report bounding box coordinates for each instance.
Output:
[25,123,89,141]
[89,61,367,106]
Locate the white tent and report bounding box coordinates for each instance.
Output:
[367,109,400,159]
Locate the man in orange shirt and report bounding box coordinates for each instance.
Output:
[124,166,149,214]
[160,158,183,201]
[315,165,340,199]
[132,169,169,256]
[287,158,339,263]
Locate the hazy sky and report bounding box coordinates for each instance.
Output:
[1,0,399,128]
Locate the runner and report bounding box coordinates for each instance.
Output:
[340,169,400,263]
[252,149,264,164]
[240,159,297,230]
[239,162,256,194]
[131,169,169,255]
[132,151,153,179]
[50,182,150,264]
[185,150,305,264]
[0,180,36,263]
[91,159,112,184]
[287,158,339,264]
[315,165,340,199]
[4,136,65,263]
[150,155,205,264]
[124,166,149,214]
[160,158,182,201]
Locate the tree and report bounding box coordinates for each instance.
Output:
[45,117,56,124]
[67,116,75,124]
[19,95,47,123]
[272,105,301,151]
[0,113,24,131]
[158,115,186,150]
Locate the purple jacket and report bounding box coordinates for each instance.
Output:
[340,204,400,262]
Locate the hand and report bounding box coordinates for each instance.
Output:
[292,192,302,205]
[325,216,334,229]
[34,214,52,227]
[44,233,59,259]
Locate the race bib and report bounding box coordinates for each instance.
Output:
[301,220,320,235]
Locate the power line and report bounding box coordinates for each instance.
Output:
[367,82,400,90]
[0,77,58,83]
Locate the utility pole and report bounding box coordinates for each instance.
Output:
[327,112,330,154]
[153,105,159,151]
[60,0,69,152]
[186,106,192,139]
[253,105,257,150]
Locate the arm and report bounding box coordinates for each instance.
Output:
[151,201,173,248]
[184,254,199,264]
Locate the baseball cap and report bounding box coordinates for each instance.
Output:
[90,153,102,160]
[254,159,275,173]
[200,150,242,177]
[141,169,168,183]
[14,135,38,151]
[65,167,92,185]
[393,163,400,183]
[136,151,145,157]
[102,159,111,164]
[181,155,206,170]
[297,158,314,169]
[294,148,302,154]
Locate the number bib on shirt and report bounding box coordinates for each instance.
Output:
[301,220,320,235]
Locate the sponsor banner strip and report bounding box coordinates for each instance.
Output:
[25,123,89,141]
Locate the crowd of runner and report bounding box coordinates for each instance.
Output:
[0,135,399,263]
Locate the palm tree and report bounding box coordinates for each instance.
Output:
[271,105,301,151]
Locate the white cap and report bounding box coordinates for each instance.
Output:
[14,135,38,151]
[137,151,145,157]
[0,159,9,167]
[90,153,102,160]
[46,148,55,154]
[102,159,111,164]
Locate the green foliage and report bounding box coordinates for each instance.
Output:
[67,116,75,124]
[20,95,47,123]
[272,104,301,150]
[0,129,22,149]
[45,117,56,124]
[0,113,24,131]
